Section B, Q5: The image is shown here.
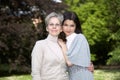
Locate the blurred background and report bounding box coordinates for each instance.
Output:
[0,0,120,80]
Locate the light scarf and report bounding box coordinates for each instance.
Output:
[67,33,91,67]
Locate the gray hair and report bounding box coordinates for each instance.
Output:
[45,12,63,26]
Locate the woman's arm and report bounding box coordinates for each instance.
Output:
[58,39,73,66]
[31,41,43,80]
[81,34,94,72]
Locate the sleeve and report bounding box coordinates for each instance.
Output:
[68,34,91,67]
[78,35,91,67]
[31,41,43,80]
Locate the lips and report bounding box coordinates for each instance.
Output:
[51,30,58,32]
[50,30,59,33]
[66,31,71,34]
[65,31,72,36]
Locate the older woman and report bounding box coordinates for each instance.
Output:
[31,12,69,80]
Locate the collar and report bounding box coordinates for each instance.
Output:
[46,34,58,42]
[66,33,77,41]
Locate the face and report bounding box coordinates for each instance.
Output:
[46,17,62,37]
[62,20,76,36]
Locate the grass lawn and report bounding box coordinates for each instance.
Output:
[0,75,31,80]
[0,69,120,80]
[94,69,120,80]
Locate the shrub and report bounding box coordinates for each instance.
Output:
[107,45,120,65]
[0,14,46,73]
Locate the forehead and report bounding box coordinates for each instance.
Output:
[64,19,75,25]
[49,17,60,23]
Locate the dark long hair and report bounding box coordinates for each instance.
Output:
[58,11,82,42]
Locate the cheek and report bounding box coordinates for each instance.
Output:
[62,29,66,33]
[73,29,76,32]
[58,27,62,32]
[62,27,67,32]
[71,27,76,32]
[46,26,52,30]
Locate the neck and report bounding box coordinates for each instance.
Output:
[47,34,58,42]
[67,33,75,37]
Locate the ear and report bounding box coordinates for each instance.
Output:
[46,27,48,31]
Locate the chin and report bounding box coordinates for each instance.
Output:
[51,34,59,37]
[66,34,70,36]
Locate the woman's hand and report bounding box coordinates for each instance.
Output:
[58,39,66,48]
[87,62,94,73]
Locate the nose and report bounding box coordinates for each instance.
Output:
[66,26,71,31]
[53,25,57,28]
[53,24,60,28]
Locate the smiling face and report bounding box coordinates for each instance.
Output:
[46,17,62,37]
[62,19,76,36]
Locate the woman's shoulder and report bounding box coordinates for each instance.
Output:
[36,40,44,43]
[35,39,46,46]
[77,33,86,39]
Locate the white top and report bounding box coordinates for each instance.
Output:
[31,34,69,80]
[66,33,77,50]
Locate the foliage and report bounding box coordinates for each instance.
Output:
[0,16,38,73]
[0,0,67,17]
[107,45,120,65]
[105,0,120,65]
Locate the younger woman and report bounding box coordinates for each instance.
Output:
[58,11,94,80]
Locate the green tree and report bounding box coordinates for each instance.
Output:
[106,0,120,65]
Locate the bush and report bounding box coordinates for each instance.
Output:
[0,14,46,73]
[107,45,120,65]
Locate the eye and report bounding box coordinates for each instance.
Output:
[48,23,61,27]
[63,24,68,26]
[56,24,60,27]
[49,23,54,26]
[70,25,75,27]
